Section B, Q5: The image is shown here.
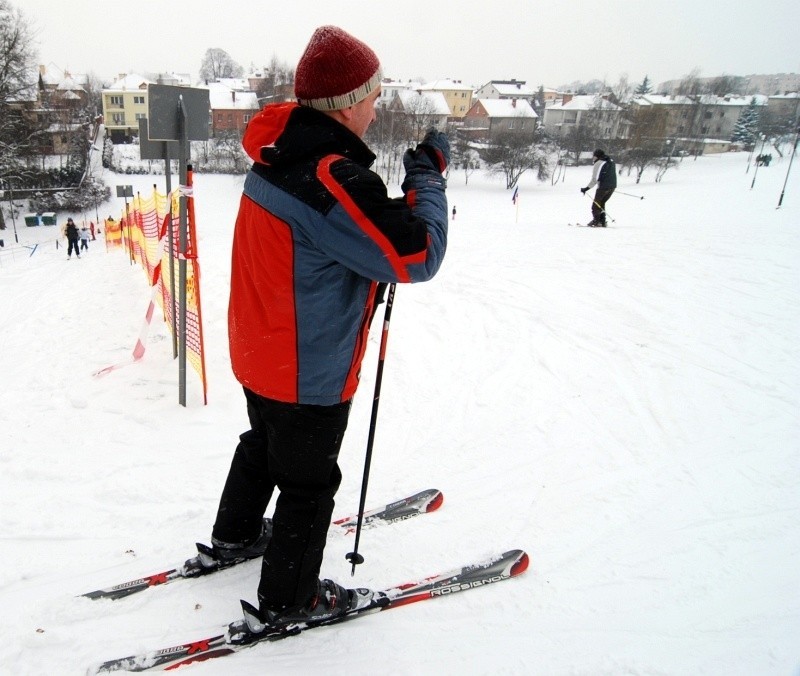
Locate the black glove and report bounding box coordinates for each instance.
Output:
[580,187,588,194]
[404,129,450,175]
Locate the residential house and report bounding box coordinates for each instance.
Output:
[461,98,538,140]
[630,94,765,143]
[474,79,536,104]
[417,79,474,119]
[207,83,259,136]
[246,69,295,107]
[766,92,800,124]
[154,72,193,87]
[377,79,423,109]
[31,64,90,155]
[102,74,153,142]
[387,90,451,139]
[542,94,626,140]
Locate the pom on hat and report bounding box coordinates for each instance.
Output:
[295,26,382,111]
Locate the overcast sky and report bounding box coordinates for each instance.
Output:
[20,0,799,89]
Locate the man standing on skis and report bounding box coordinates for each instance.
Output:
[581,148,616,227]
[208,26,449,629]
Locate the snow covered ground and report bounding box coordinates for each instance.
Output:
[0,150,798,675]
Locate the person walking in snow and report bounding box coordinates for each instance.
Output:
[580,148,616,227]
[64,218,81,259]
[208,25,449,629]
[79,226,90,250]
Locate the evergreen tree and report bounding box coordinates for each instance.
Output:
[731,97,761,145]
[635,75,652,96]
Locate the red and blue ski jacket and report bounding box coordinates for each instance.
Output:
[228,103,448,405]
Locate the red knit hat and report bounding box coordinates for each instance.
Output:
[295,26,382,111]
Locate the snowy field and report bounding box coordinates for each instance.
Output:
[0,149,798,675]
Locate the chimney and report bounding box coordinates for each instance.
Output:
[512,98,517,108]
[562,93,573,105]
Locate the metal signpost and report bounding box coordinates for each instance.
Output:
[139,117,180,357]
[147,84,209,406]
[115,184,134,265]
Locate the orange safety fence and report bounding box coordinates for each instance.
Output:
[106,184,208,403]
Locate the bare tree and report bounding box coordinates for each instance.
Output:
[561,117,600,165]
[399,94,442,145]
[0,0,37,229]
[706,75,745,97]
[675,68,703,96]
[253,55,294,106]
[199,48,244,82]
[364,107,406,184]
[451,133,480,185]
[479,129,551,190]
[619,106,670,182]
[609,74,631,106]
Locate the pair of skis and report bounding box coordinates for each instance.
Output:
[82,489,528,673]
[82,488,444,601]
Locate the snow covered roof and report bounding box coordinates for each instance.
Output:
[106,74,153,91]
[479,81,536,97]
[393,90,451,115]
[205,83,259,110]
[156,72,193,86]
[381,79,423,92]
[635,94,767,107]
[476,98,537,118]
[216,78,251,91]
[552,95,621,111]
[418,79,473,92]
[38,64,88,93]
[45,122,82,133]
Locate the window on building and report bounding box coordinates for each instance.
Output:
[112,113,124,124]
[135,113,146,121]
[109,95,123,106]
[134,96,145,105]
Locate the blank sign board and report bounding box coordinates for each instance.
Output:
[138,118,180,160]
[147,84,210,141]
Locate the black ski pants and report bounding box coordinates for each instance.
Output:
[67,238,80,256]
[212,387,351,613]
[591,187,615,224]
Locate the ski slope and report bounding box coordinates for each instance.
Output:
[0,150,798,675]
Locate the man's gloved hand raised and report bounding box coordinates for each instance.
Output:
[403,129,450,176]
[580,187,588,194]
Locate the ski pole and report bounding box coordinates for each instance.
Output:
[615,190,644,200]
[583,191,616,223]
[346,283,396,575]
